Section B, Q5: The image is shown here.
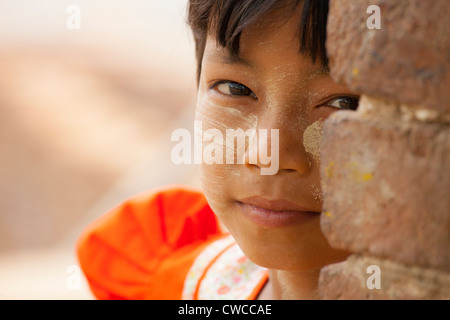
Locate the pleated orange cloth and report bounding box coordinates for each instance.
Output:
[76,185,268,300]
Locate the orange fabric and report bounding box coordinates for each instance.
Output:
[247,271,269,300]
[76,185,225,300]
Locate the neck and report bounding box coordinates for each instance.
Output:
[266,268,321,300]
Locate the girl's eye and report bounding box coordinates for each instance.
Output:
[213,81,257,99]
[324,96,359,111]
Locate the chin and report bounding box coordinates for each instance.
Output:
[228,214,350,271]
[248,248,349,271]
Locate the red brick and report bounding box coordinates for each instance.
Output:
[326,0,450,112]
[319,254,450,300]
[320,97,450,271]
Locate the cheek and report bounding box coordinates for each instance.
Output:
[195,94,258,130]
[195,95,258,218]
[199,163,230,217]
[301,107,337,166]
[303,119,324,165]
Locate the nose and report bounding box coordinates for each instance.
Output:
[243,114,312,175]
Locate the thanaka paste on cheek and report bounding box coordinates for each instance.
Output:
[303,119,324,165]
[311,184,323,204]
[303,120,324,204]
[195,97,259,165]
[195,96,260,218]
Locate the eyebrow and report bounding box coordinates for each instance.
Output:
[308,66,330,78]
[205,49,254,68]
[204,47,330,77]
[224,54,254,67]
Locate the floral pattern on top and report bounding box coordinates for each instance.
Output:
[182,235,268,300]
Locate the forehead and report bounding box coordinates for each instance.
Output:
[203,7,327,78]
[239,6,303,55]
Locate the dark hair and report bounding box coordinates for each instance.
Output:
[187,0,330,82]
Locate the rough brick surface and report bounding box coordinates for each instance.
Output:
[319,254,450,300]
[326,0,450,112]
[320,97,450,271]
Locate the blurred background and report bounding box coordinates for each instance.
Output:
[0,0,200,299]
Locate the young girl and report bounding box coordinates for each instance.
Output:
[77,0,359,300]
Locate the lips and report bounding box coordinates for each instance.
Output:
[237,196,320,228]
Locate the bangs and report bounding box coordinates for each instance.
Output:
[188,0,330,81]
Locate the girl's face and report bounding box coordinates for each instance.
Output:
[196,8,355,271]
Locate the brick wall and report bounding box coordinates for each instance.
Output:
[318,0,450,299]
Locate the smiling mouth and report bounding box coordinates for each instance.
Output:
[237,197,320,228]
